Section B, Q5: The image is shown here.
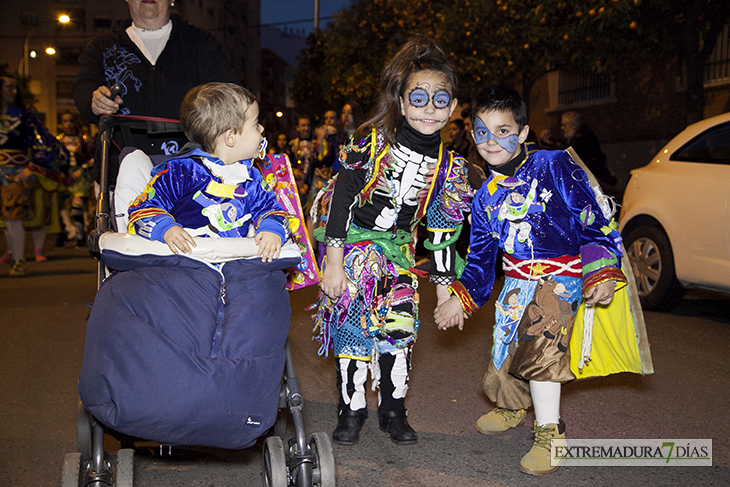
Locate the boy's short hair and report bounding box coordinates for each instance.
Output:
[471,85,529,131]
[180,83,256,153]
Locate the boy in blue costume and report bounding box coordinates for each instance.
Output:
[312,38,472,446]
[128,82,290,258]
[435,85,627,475]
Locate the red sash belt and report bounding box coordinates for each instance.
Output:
[502,253,581,280]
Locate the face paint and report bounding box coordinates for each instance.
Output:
[408,88,452,109]
[473,117,520,153]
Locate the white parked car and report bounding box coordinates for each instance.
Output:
[618,112,730,310]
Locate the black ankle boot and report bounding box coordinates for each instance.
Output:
[379,410,418,445]
[332,408,367,445]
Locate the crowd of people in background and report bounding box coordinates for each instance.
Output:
[0,0,620,279]
[271,103,364,210]
[1,74,615,279]
[0,0,618,280]
[55,111,95,249]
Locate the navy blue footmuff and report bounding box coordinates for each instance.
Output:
[78,252,299,449]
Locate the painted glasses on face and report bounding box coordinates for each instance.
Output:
[408,88,451,109]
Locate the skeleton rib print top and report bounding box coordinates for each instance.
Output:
[325,121,454,277]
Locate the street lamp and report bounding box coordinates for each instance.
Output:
[21,14,70,78]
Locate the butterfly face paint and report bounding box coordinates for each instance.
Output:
[473,116,520,153]
[408,88,452,109]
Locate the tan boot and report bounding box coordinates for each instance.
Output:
[520,419,566,476]
[476,408,527,435]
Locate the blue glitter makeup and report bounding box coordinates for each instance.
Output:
[408,88,452,109]
[473,116,520,153]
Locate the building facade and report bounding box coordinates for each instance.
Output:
[0,0,260,134]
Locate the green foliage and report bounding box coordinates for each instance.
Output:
[289,32,329,119]
[290,0,728,117]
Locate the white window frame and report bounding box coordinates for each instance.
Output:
[705,23,730,87]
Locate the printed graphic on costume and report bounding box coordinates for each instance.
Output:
[489,177,545,254]
[373,144,432,231]
[103,45,142,116]
[506,275,583,382]
[495,287,524,344]
[192,189,251,236]
[491,274,582,372]
[129,172,160,207]
[519,277,578,353]
[492,278,536,370]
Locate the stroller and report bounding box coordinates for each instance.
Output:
[60,115,334,487]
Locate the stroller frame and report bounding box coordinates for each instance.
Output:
[60,115,335,487]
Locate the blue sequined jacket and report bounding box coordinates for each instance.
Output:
[450,145,625,314]
[128,148,290,243]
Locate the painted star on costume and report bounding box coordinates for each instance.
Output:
[540,188,553,203]
[530,262,551,276]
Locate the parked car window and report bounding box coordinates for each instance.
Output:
[671,122,730,164]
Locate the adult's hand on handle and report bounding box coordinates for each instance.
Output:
[91,85,121,116]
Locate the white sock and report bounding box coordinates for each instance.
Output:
[530,380,561,426]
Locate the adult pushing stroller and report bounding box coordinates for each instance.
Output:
[60,115,333,487]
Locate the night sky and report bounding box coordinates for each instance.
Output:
[260,0,353,34]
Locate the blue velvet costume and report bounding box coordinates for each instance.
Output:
[128,148,290,243]
[449,143,626,404]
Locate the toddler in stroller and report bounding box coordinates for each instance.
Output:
[69,84,332,487]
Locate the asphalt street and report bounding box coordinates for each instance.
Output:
[1,244,729,486]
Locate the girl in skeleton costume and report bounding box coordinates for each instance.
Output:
[312,38,471,446]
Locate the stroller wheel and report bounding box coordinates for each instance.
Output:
[115,449,134,487]
[263,436,288,487]
[60,452,82,487]
[309,432,335,487]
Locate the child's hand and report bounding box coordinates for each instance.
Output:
[434,296,468,331]
[436,284,451,307]
[163,226,196,255]
[584,280,615,307]
[320,263,347,300]
[255,231,282,262]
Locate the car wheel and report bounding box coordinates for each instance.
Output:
[624,225,685,311]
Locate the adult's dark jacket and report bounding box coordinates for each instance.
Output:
[566,125,617,186]
[72,14,240,124]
